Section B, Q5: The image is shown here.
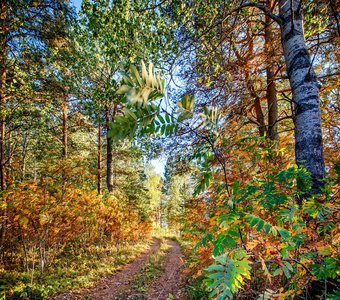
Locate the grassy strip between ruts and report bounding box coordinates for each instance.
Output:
[118,238,170,299]
[0,239,153,299]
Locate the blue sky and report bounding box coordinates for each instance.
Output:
[71,0,82,11]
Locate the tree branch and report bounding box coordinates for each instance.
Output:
[232,2,282,25]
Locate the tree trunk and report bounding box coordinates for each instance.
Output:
[22,128,28,181]
[0,117,5,191]
[0,0,7,191]
[97,123,102,195]
[254,96,266,137]
[7,129,11,184]
[0,2,8,261]
[264,1,278,140]
[62,92,68,158]
[279,0,325,192]
[105,106,114,193]
[0,63,6,191]
[61,91,68,197]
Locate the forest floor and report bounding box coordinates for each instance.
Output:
[51,238,185,300]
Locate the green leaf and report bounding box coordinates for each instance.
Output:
[205,265,225,272]
[208,272,226,279]
[158,114,165,124]
[215,255,227,265]
[207,232,213,242]
[273,268,281,276]
[192,241,201,253]
[256,219,265,231]
[271,227,278,236]
[282,265,291,278]
[223,235,236,247]
[277,226,290,240]
[248,215,259,227]
[123,108,137,121]
[283,261,294,272]
[206,251,250,299]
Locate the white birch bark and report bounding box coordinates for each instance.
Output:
[279,0,325,193]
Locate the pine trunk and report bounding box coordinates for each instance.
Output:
[61,91,68,196]
[264,2,278,140]
[62,92,68,158]
[279,0,325,192]
[97,123,102,195]
[105,106,114,193]
[254,96,266,137]
[0,118,4,191]
[0,2,6,256]
[0,0,7,192]
[21,129,28,181]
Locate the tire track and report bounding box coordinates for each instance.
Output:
[146,239,184,300]
[52,238,160,300]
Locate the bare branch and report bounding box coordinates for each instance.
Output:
[232,2,282,25]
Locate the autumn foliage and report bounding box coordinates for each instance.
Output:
[1,177,152,275]
[180,124,340,299]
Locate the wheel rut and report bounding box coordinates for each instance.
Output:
[52,238,184,300]
[145,239,184,300]
[52,238,160,300]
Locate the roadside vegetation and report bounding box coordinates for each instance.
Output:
[0,0,339,299]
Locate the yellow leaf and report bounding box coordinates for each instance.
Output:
[317,245,333,256]
[259,256,272,283]
[246,241,258,250]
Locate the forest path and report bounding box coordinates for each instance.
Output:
[52,238,185,300]
[52,238,161,300]
[145,239,184,300]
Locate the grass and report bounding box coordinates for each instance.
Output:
[123,238,170,299]
[0,239,152,299]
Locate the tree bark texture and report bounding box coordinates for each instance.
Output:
[21,128,28,181]
[97,123,102,195]
[254,96,266,137]
[0,116,5,191]
[62,92,68,158]
[0,2,8,191]
[264,0,278,140]
[61,91,68,197]
[105,106,114,193]
[0,1,7,256]
[279,0,325,192]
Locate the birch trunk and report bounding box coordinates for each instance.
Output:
[279,0,325,192]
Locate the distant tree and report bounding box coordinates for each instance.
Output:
[0,0,74,190]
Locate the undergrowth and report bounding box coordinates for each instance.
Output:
[175,238,210,300]
[0,239,152,299]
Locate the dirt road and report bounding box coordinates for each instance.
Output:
[52,238,184,300]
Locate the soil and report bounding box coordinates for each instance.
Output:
[145,239,184,300]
